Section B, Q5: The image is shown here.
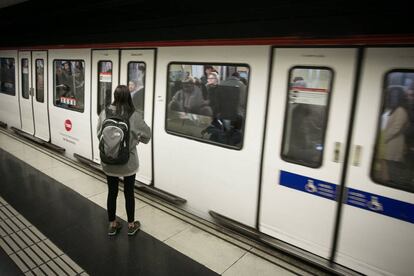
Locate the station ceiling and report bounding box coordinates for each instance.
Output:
[0,0,412,47]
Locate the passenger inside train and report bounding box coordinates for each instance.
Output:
[166,64,249,148]
[128,80,145,113]
[406,83,414,171]
[35,60,45,103]
[373,73,414,192]
[127,62,146,113]
[21,58,29,99]
[168,75,211,115]
[0,58,15,95]
[55,60,85,111]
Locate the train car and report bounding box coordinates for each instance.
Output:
[1,39,413,276]
[1,2,413,275]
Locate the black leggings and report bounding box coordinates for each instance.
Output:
[106,174,136,223]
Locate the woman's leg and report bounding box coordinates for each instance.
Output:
[123,174,136,223]
[107,175,119,223]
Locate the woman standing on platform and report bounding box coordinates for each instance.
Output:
[97,85,151,236]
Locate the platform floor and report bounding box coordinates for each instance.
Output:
[0,130,312,276]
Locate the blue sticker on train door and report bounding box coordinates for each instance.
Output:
[346,188,414,223]
[279,170,338,200]
[278,170,414,223]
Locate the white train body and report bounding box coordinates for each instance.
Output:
[1,40,413,276]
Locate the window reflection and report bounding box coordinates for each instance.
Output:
[0,58,15,96]
[127,62,146,113]
[35,59,44,103]
[281,67,333,167]
[21,59,29,99]
[166,63,249,149]
[372,71,414,193]
[97,61,112,114]
[54,60,85,112]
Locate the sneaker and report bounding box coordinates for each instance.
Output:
[108,221,122,236]
[128,221,141,236]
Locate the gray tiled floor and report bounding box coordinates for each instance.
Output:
[0,130,304,275]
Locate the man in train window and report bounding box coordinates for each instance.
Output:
[220,72,247,117]
[168,76,212,116]
[57,61,74,98]
[128,80,145,113]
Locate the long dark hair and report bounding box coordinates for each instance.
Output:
[111,85,135,116]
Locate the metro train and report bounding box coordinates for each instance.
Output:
[0,37,413,276]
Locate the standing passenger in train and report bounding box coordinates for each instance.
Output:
[200,65,218,99]
[128,80,145,112]
[220,72,247,116]
[59,62,74,98]
[200,65,217,86]
[62,62,73,86]
[168,76,212,116]
[74,61,85,108]
[21,59,29,98]
[137,63,146,86]
[382,86,409,185]
[404,84,414,183]
[205,72,220,116]
[97,85,151,236]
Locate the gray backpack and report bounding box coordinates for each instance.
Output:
[99,108,131,165]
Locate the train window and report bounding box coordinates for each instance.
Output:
[166,63,249,149]
[53,60,85,112]
[97,61,112,114]
[127,62,146,114]
[281,67,333,168]
[21,58,29,99]
[371,70,414,193]
[35,59,44,103]
[0,58,15,96]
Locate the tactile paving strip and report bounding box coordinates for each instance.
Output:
[0,196,88,276]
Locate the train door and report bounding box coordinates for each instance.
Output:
[91,49,119,163]
[259,48,357,258]
[48,49,92,159]
[120,49,155,185]
[18,51,50,141]
[32,51,50,141]
[153,46,269,224]
[18,51,34,135]
[335,48,414,276]
[0,50,20,129]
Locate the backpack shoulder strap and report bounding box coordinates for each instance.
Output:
[105,106,114,118]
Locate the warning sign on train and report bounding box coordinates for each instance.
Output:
[289,87,328,106]
[64,119,72,131]
[60,97,77,106]
[99,72,112,83]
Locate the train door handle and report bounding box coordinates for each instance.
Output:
[29,87,35,97]
[333,142,341,163]
[352,145,362,166]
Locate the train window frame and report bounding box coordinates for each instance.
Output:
[370,69,414,194]
[53,59,85,113]
[21,58,30,99]
[164,61,251,150]
[35,59,45,103]
[0,57,16,96]
[97,60,113,115]
[280,65,335,168]
[127,61,146,114]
